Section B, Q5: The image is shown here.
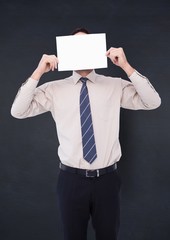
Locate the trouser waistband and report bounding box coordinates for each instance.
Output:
[59,162,117,178]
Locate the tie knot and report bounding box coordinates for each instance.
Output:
[80,77,88,84]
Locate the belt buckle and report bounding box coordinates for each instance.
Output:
[86,169,99,178]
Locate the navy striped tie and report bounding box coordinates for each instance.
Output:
[80,77,97,164]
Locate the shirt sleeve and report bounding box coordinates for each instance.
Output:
[120,70,161,110]
[11,78,52,119]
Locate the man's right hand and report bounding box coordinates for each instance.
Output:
[31,54,59,81]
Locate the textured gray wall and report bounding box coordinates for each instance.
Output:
[0,0,169,239]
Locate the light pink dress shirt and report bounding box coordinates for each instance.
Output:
[11,70,161,170]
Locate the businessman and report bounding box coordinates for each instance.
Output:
[11,28,161,240]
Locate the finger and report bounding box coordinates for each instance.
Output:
[114,57,119,64]
[51,61,55,71]
[55,57,59,69]
[49,61,54,71]
[51,55,58,70]
[106,49,110,56]
[50,56,56,71]
[106,48,114,56]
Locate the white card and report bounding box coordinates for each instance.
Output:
[56,33,108,71]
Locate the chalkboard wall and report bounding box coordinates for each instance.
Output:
[0,0,169,239]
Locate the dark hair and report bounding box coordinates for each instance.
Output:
[71,27,90,35]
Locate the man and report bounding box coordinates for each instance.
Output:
[11,27,161,240]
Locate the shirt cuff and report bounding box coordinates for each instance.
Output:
[129,70,148,81]
[129,70,156,92]
[21,77,39,89]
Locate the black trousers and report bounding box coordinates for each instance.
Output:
[56,168,121,240]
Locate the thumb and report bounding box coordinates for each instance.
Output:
[105,49,110,57]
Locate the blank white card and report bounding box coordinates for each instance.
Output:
[56,33,107,71]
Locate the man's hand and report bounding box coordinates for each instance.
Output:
[31,54,59,81]
[106,47,135,77]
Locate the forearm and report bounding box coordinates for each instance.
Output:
[11,54,58,118]
[30,68,44,81]
[11,78,39,118]
[121,62,135,77]
[129,71,161,109]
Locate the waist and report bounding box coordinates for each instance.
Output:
[59,162,117,178]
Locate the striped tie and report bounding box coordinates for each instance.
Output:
[80,77,97,164]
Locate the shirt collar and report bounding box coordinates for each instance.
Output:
[72,70,97,85]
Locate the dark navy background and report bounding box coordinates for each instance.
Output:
[0,0,169,239]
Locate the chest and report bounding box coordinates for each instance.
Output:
[52,81,122,120]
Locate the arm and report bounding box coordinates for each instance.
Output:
[11,54,58,118]
[106,47,161,110]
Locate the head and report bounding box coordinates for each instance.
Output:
[71,27,92,76]
[71,27,90,35]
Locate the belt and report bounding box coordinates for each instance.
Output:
[59,162,117,178]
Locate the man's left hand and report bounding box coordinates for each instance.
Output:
[106,47,135,76]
